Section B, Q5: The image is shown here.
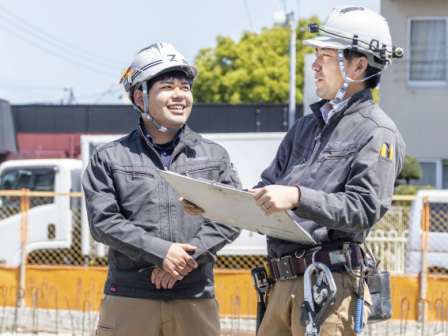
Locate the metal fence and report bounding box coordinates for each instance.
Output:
[1,190,448,335]
[0,191,418,271]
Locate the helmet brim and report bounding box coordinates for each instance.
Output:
[303,35,348,50]
[155,64,198,81]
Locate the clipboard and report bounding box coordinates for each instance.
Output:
[159,170,316,245]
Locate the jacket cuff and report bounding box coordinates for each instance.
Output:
[144,237,172,267]
[188,237,216,264]
[294,185,320,218]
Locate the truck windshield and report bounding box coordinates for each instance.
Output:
[0,168,55,191]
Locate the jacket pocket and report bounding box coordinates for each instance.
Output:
[316,144,359,175]
[112,167,161,224]
[182,163,221,181]
[318,148,358,161]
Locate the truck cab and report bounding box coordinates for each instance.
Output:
[0,159,82,266]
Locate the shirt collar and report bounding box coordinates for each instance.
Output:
[138,118,182,148]
[320,99,349,124]
[310,89,373,124]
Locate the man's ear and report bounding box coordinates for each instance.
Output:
[356,57,369,75]
[133,89,144,109]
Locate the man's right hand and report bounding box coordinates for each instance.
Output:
[162,243,198,279]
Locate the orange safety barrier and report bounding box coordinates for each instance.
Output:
[1,266,448,321]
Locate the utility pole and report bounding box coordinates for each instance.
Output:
[275,1,297,129]
[287,11,296,129]
[63,87,76,104]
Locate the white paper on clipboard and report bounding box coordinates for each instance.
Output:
[159,170,316,245]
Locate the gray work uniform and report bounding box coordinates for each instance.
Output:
[257,89,405,336]
[257,89,405,255]
[82,121,241,300]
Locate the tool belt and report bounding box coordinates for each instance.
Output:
[268,243,364,281]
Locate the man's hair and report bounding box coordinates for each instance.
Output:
[343,49,381,89]
[131,70,193,103]
[146,70,193,91]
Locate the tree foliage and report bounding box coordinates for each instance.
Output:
[193,17,318,104]
[398,155,423,185]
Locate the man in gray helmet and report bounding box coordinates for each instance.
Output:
[248,6,405,336]
[82,42,240,336]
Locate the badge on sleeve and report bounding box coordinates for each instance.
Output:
[380,143,394,161]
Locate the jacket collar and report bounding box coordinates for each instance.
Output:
[310,89,373,125]
[137,118,200,149]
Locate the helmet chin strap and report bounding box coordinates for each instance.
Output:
[331,49,383,105]
[330,50,350,105]
[137,81,181,134]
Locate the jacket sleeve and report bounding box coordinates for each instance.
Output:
[294,127,405,233]
[82,150,172,267]
[187,151,242,264]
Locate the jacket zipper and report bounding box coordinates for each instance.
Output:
[166,144,188,242]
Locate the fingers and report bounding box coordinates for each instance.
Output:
[160,272,172,289]
[250,188,273,214]
[179,243,197,253]
[152,269,180,289]
[176,263,194,276]
[163,262,183,280]
[249,188,266,201]
[167,276,177,289]
[186,257,198,269]
[178,244,198,268]
[179,197,204,215]
[151,267,161,284]
[152,269,163,289]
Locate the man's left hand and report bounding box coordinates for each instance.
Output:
[250,185,300,215]
[151,267,179,289]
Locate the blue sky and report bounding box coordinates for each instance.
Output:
[0,0,379,104]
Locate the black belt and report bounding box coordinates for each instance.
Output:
[268,243,364,281]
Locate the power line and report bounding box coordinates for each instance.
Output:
[75,84,122,103]
[0,83,66,91]
[0,21,116,77]
[0,4,122,68]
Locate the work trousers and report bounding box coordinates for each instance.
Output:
[96,295,220,336]
[257,272,372,336]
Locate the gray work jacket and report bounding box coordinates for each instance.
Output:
[82,121,240,299]
[257,90,405,258]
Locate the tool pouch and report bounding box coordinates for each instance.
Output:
[366,270,392,322]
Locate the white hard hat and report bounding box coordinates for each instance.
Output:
[120,42,197,94]
[304,6,403,69]
[120,42,197,133]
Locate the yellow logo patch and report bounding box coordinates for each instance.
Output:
[380,143,394,160]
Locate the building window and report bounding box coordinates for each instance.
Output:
[411,161,437,187]
[443,160,448,189]
[409,18,447,84]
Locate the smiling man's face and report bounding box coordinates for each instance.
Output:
[147,75,193,129]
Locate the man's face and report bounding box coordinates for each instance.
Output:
[312,48,345,100]
[139,76,193,129]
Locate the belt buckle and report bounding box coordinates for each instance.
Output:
[276,255,295,280]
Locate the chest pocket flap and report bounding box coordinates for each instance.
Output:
[319,143,360,161]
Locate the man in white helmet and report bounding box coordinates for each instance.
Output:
[82,42,240,336]
[249,6,405,336]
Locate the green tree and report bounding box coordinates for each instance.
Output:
[193,17,318,103]
[398,155,423,185]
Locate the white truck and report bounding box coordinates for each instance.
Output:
[0,133,285,266]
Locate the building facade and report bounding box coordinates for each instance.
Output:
[381,0,447,188]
